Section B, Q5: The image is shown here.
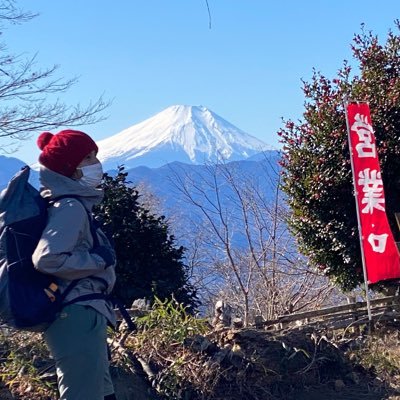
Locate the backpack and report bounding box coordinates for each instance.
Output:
[0,166,107,331]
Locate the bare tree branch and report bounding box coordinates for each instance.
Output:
[0,1,110,146]
[168,155,336,326]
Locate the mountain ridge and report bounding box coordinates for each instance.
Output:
[97,105,271,170]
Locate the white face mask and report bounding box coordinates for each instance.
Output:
[78,162,103,187]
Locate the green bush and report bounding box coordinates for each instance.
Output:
[278,22,400,290]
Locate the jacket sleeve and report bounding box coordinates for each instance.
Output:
[32,198,107,280]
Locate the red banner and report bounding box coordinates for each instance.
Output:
[346,102,400,284]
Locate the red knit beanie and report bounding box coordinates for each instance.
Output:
[37,130,98,177]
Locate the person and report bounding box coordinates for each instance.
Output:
[32,129,118,400]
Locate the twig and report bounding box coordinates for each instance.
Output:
[205,0,212,29]
[135,355,156,380]
[107,337,151,378]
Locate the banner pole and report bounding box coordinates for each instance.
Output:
[344,101,372,323]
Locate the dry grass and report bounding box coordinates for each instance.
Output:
[0,329,57,400]
[346,322,400,394]
[2,317,400,399]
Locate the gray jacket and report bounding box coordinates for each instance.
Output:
[32,167,117,326]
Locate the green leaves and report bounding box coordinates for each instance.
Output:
[280,21,400,290]
[136,297,207,346]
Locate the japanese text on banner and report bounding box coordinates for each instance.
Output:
[346,102,400,284]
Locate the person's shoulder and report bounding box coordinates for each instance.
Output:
[50,196,87,217]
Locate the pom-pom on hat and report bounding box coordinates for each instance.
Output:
[37,129,98,177]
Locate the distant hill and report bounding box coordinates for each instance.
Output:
[121,150,282,249]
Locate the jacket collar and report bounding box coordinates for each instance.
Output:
[39,166,104,210]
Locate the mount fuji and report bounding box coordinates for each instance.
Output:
[97,105,270,171]
[0,105,275,191]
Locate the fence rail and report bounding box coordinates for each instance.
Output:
[116,295,400,332]
[259,295,400,331]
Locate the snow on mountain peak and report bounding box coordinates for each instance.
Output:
[97,105,271,170]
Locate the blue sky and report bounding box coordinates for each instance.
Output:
[2,0,400,164]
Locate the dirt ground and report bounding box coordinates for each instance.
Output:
[2,321,400,399]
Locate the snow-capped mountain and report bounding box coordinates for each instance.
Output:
[0,105,272,189]
[0,155,25,185]
[97,105,270,170]
[0,155,40,190]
